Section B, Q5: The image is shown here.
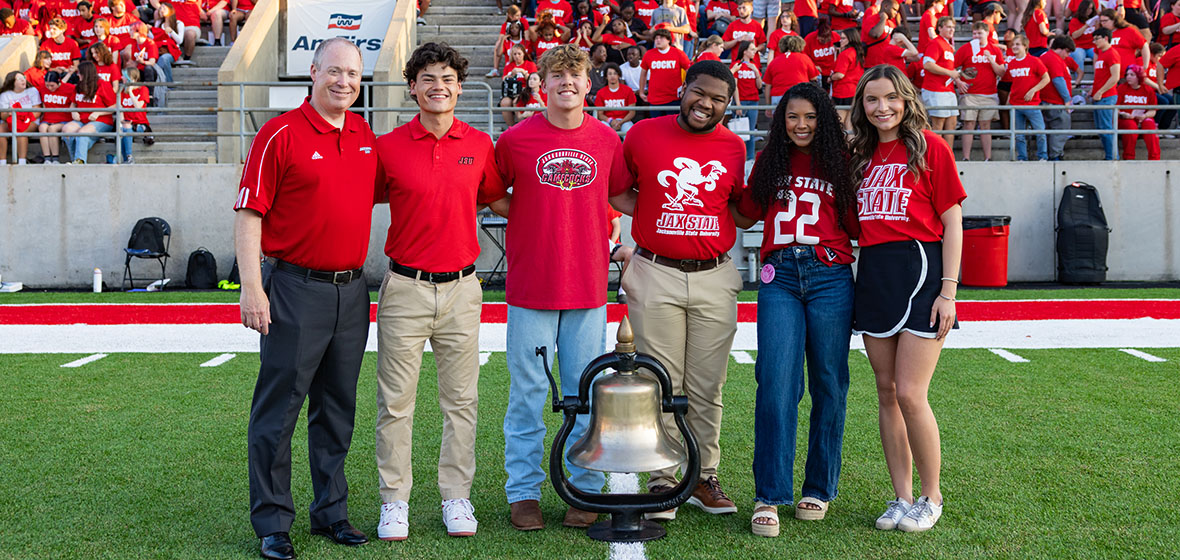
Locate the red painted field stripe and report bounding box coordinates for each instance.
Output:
[0,300,1176,325]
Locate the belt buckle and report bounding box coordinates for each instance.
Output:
[679,259,699,272]
[332,270,352,284]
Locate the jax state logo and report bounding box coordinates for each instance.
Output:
[536,149,597,190]
[328,13,362,30]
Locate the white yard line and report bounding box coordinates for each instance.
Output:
[1119,349,1167,362]
[730,351,755,364]
[199,353,236,367]
[60,353,108,367]
[479,352,491,366]
[606,472,647,560]
[989,349,1030,363]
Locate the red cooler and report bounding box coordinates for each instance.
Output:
[961,215,1011,287]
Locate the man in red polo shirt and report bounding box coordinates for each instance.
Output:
[610,59,747,522]
[234,38,377,560]
[371,42,505,543]
[493,44,633,532]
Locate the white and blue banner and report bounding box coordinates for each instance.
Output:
[284,0,397,77]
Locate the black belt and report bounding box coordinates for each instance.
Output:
[635,247,730,272]
[268,258,364,284]
[390,259,475,284]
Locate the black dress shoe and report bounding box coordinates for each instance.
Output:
[310,520,368,546]
[260,532,295,560]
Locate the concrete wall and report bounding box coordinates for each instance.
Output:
[371,0,417,135]
[1,162,1176,288]
[217,0,280,164]
[0,36,35,77]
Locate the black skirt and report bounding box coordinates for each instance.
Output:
[853,240,959,339]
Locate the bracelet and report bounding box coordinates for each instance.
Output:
[610,243,623,260]
[938,293,956,302]
[941,277,959,284]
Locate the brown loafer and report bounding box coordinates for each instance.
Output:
[562,506,599,528]
[510,499,544,531]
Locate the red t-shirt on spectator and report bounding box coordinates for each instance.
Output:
[1110,25,1146,67]
[737,148,858,264]
[861,12,898,67]
[1038,50,1073,105]
[831,48,863,98]
[1160,44,1180,90]
[118,85,151,125]
[632,0,659,26]
[732,60,760,101]
[1159,13,1180,48]
[74,81,117,126]
[493,113,632,309]
[1004,54,1047,105]
[695,50,721,62]
[795,0,818,18]
[1117,82,1157,110]
[954,42,1003,95]
[826,0,858,31]
[921,36,955,92]
[132,38,159,69]
[41,36,81,69]
[705,0,738,19]
[593,83,637,119]
[641,46,690,104]
[724,18,767,65]
[39,82,75,124]
[1068,18,1095,50]
[95,62,121,89]
[168,0,202,27]
[150,26,183,59]
[617,114,746,260]
[0,17,33,36]
[592,0,617,18]
[499,18,531,35]
[918,9,938,54]
[803,31,839,75]
[24,67,47,90]
[1025,9,1049,50]
[1092,47,1121,99]
[504,59,538,78]
[106,12,136,46]
[599,33,636,48]
[857,129,966,246]
[235,0,255,10]
[764,52,818,96]
[533,37,562,59]
[767,27,798,57]
[376,116,505,273]
[71,15,96,43]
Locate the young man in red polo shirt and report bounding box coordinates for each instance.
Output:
[234,38,377,560]
[371,42,505,543]
[610,59,747,522]
[494,43,633,532]
[639,28,691,116]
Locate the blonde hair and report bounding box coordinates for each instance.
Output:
[848,64,930,185]
[538,43,590,78]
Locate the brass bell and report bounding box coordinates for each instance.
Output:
[566,318,687,472]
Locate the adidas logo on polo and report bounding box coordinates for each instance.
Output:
[311,151,323,160]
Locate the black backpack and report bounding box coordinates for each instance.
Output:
[186,247,218,289]
[1056,182,1110,284]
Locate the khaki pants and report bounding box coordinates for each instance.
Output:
[621,255,742,488]
[375,268,482,502]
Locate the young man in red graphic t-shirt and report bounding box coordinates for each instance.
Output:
[493,44,633,533]
[593,62,637,131]
[954,22,1006,161]
[921,17,964,148]
[1003,34,1050,160]
[639,28,691,115]
[1040,35,1076,160]
[40,18,80,73]
[610,59,747,522]
[722,0,767,64]
[1091,27,1121,160]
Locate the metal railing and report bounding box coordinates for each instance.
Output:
[4,79,1172,163]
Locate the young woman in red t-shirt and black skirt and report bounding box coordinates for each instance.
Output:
[847,64,965,534]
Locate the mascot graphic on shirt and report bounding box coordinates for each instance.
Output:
[659,157,728,211]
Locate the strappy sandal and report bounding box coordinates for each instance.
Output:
[751,503,779,538]
[795,497,829,521]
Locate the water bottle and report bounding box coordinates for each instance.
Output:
[93,268,102,293]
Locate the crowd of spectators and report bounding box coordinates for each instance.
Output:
[0,0,252,164]
[483,0,1179,161]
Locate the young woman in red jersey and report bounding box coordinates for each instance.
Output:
[736,82,859,537]
[848,63,964,534]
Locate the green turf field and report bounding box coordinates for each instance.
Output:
[2,285,1179,304]
[2,349,1178,559]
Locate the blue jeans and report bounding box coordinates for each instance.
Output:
[739,99,758,160]
[64,121,114,163]
[1068,48,1094,78]
[1093,96,1117,160]
[1155,91,1176,131]
[503,305,606,503]
[119,123,148,161]
[156,53,175,83]
[1012,107,1047,161]
[752,247,853,505]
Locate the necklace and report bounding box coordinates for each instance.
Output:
[877,140,901,163]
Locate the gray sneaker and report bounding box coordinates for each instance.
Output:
[875,498,912,530]
[898,496,942,532]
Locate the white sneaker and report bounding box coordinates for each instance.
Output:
[875,498,912,530]
[485,68,499,78]
[898,496,943,532]
[441,498,478,537]
[378,500,409,541]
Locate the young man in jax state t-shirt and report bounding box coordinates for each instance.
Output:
[639,28,691,116]
[371,43,507,543]
[493,44,633,533]
[609,60,747,522]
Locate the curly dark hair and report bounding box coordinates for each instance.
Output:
[748,82,856,223]
[403,42,469,83]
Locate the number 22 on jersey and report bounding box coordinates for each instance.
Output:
[772,191,821,245]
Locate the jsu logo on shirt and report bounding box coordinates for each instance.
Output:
[536,149,598,190]
[858,163,912,222]
[458,156,474,165]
